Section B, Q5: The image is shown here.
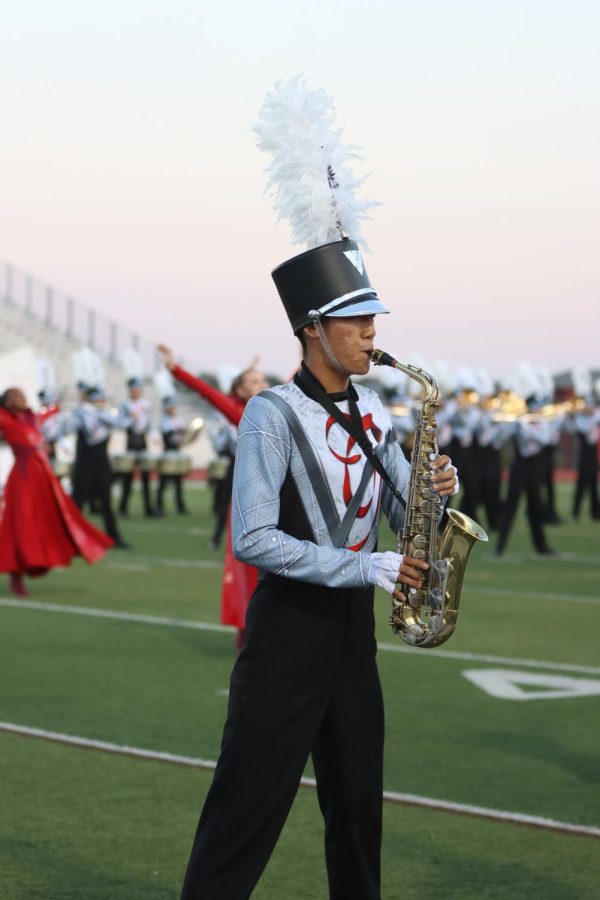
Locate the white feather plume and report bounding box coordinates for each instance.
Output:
[36,358,56,396]
[122,348,144,381]
[571,365,592,398]
[154,368,175,400]
[254,76,378,250]
[536,365,554,401]
[72,347,105,389]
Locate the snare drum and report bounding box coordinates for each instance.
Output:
[208,458,230,481]
[138,454,159,473]
[111,454,136,474]
[157,455,192,476]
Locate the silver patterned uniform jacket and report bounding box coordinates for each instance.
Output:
[232,381,411,590]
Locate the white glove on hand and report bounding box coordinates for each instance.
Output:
[441,459,460,496]
[368,551,404,594]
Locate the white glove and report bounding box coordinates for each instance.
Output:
[368,551,404,594]
[441,458,460,496]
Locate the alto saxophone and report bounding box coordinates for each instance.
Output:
[370,349,488,648]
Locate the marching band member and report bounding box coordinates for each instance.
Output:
[474,405,513,531]
[117,350,156,518]
[495,365,555,556]
[0,386,113,597]
[71,385,129,549]
[156,395,189,515]
[158,344,267,646]
[206,415,237,550]
[571,372,600,520]
[444,367,481,520]
[471,369,511,531]
[179,77,457,900]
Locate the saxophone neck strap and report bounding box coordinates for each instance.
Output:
[294,364,406,510]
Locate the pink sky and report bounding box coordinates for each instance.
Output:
[1,2,598,380]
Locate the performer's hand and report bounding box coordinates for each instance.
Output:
[431,455,459,496]
[392,556,428,601]
[247,354,262,370]
[158,344,175,370]
[368,552,429,600]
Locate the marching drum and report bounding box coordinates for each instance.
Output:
[111,454,136,474]
[138,454,159,473]
[157,454,192,476]
[207,458,230,482]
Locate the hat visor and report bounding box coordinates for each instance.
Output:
[325,296,390,318]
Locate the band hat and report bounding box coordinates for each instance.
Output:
[86,386,107,402]
[272,238,389,334]
[325,296,390,319]
[256,79,386,335]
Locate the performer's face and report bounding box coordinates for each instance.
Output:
[5,389,27,411]
[236,370,268,401]
[322,314,376,376]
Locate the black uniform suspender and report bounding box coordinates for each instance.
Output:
[261,389,390,550]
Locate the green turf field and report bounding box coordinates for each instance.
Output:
[1,482,599,899]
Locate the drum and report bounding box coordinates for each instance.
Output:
[207,458,230,481]
[111,454,136,474]
[138,454,159,473]
[157,454,192,476]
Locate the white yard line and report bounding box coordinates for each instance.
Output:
[1,597,600,675]
[467,587,600,606]
[1,721,598,840]
[0,597,233,633]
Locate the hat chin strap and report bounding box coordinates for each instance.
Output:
[308,311,347,376]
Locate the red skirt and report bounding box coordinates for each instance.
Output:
[0,449,113,576]
[220,508,258,631]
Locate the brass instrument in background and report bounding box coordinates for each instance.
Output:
[370,349,488,648]
[486,393,587,424]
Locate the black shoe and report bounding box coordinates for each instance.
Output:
[537,547,557,557]
[145,509,159,518]
[113,539,132,550]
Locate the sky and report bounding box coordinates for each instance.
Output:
[1,0,599,381]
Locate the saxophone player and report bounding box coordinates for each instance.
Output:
[180,76,458,900]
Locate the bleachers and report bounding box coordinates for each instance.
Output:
[0,293,214,470]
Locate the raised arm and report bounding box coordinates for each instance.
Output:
[158,344,243,426]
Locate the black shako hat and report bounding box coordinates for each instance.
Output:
[272,237,389,335]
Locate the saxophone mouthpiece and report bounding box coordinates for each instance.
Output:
[369,349,396,368]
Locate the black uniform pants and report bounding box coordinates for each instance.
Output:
[71,444,121,542]
[496,451,549,554]
[119,468,154,515]
[540,444,560,522]
[573,436,599,519]
[446,439,480,520]
[180,575,384,900]
[474,442,501,531]
[157,474,187,512]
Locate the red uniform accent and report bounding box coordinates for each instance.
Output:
[325,412,383,551]
[0,408,113,577]
[171,365,245,426]
[170,365,257,630]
